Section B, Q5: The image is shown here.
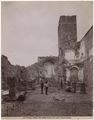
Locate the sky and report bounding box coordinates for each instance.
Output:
[2,1,93,66]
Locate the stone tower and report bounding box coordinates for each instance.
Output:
[58,15,77,57]
[58,15,77,82]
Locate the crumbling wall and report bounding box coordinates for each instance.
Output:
[1,55,28,91]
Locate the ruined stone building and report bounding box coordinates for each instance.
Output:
[38,15,93,93]
[78,26,93,94]
[58,16,78,82]
[58,16,93,93]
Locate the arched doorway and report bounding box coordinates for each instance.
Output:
[70,66,79,82]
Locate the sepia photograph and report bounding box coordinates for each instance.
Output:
[1,1,93,118]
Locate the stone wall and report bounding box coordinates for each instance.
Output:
[83,26,93,94]
[84,57,93,94]
[38,56,58,79]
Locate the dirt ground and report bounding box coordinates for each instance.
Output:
[2,86,93,117]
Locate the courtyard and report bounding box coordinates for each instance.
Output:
[2,86,93,117]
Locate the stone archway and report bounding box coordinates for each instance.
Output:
[70,66,79,82]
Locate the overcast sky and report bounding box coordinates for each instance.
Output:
[2,1,93,66]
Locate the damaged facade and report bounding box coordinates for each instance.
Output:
[38,16,93,94]
[58,16,93,93]
[38,56,58,79]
